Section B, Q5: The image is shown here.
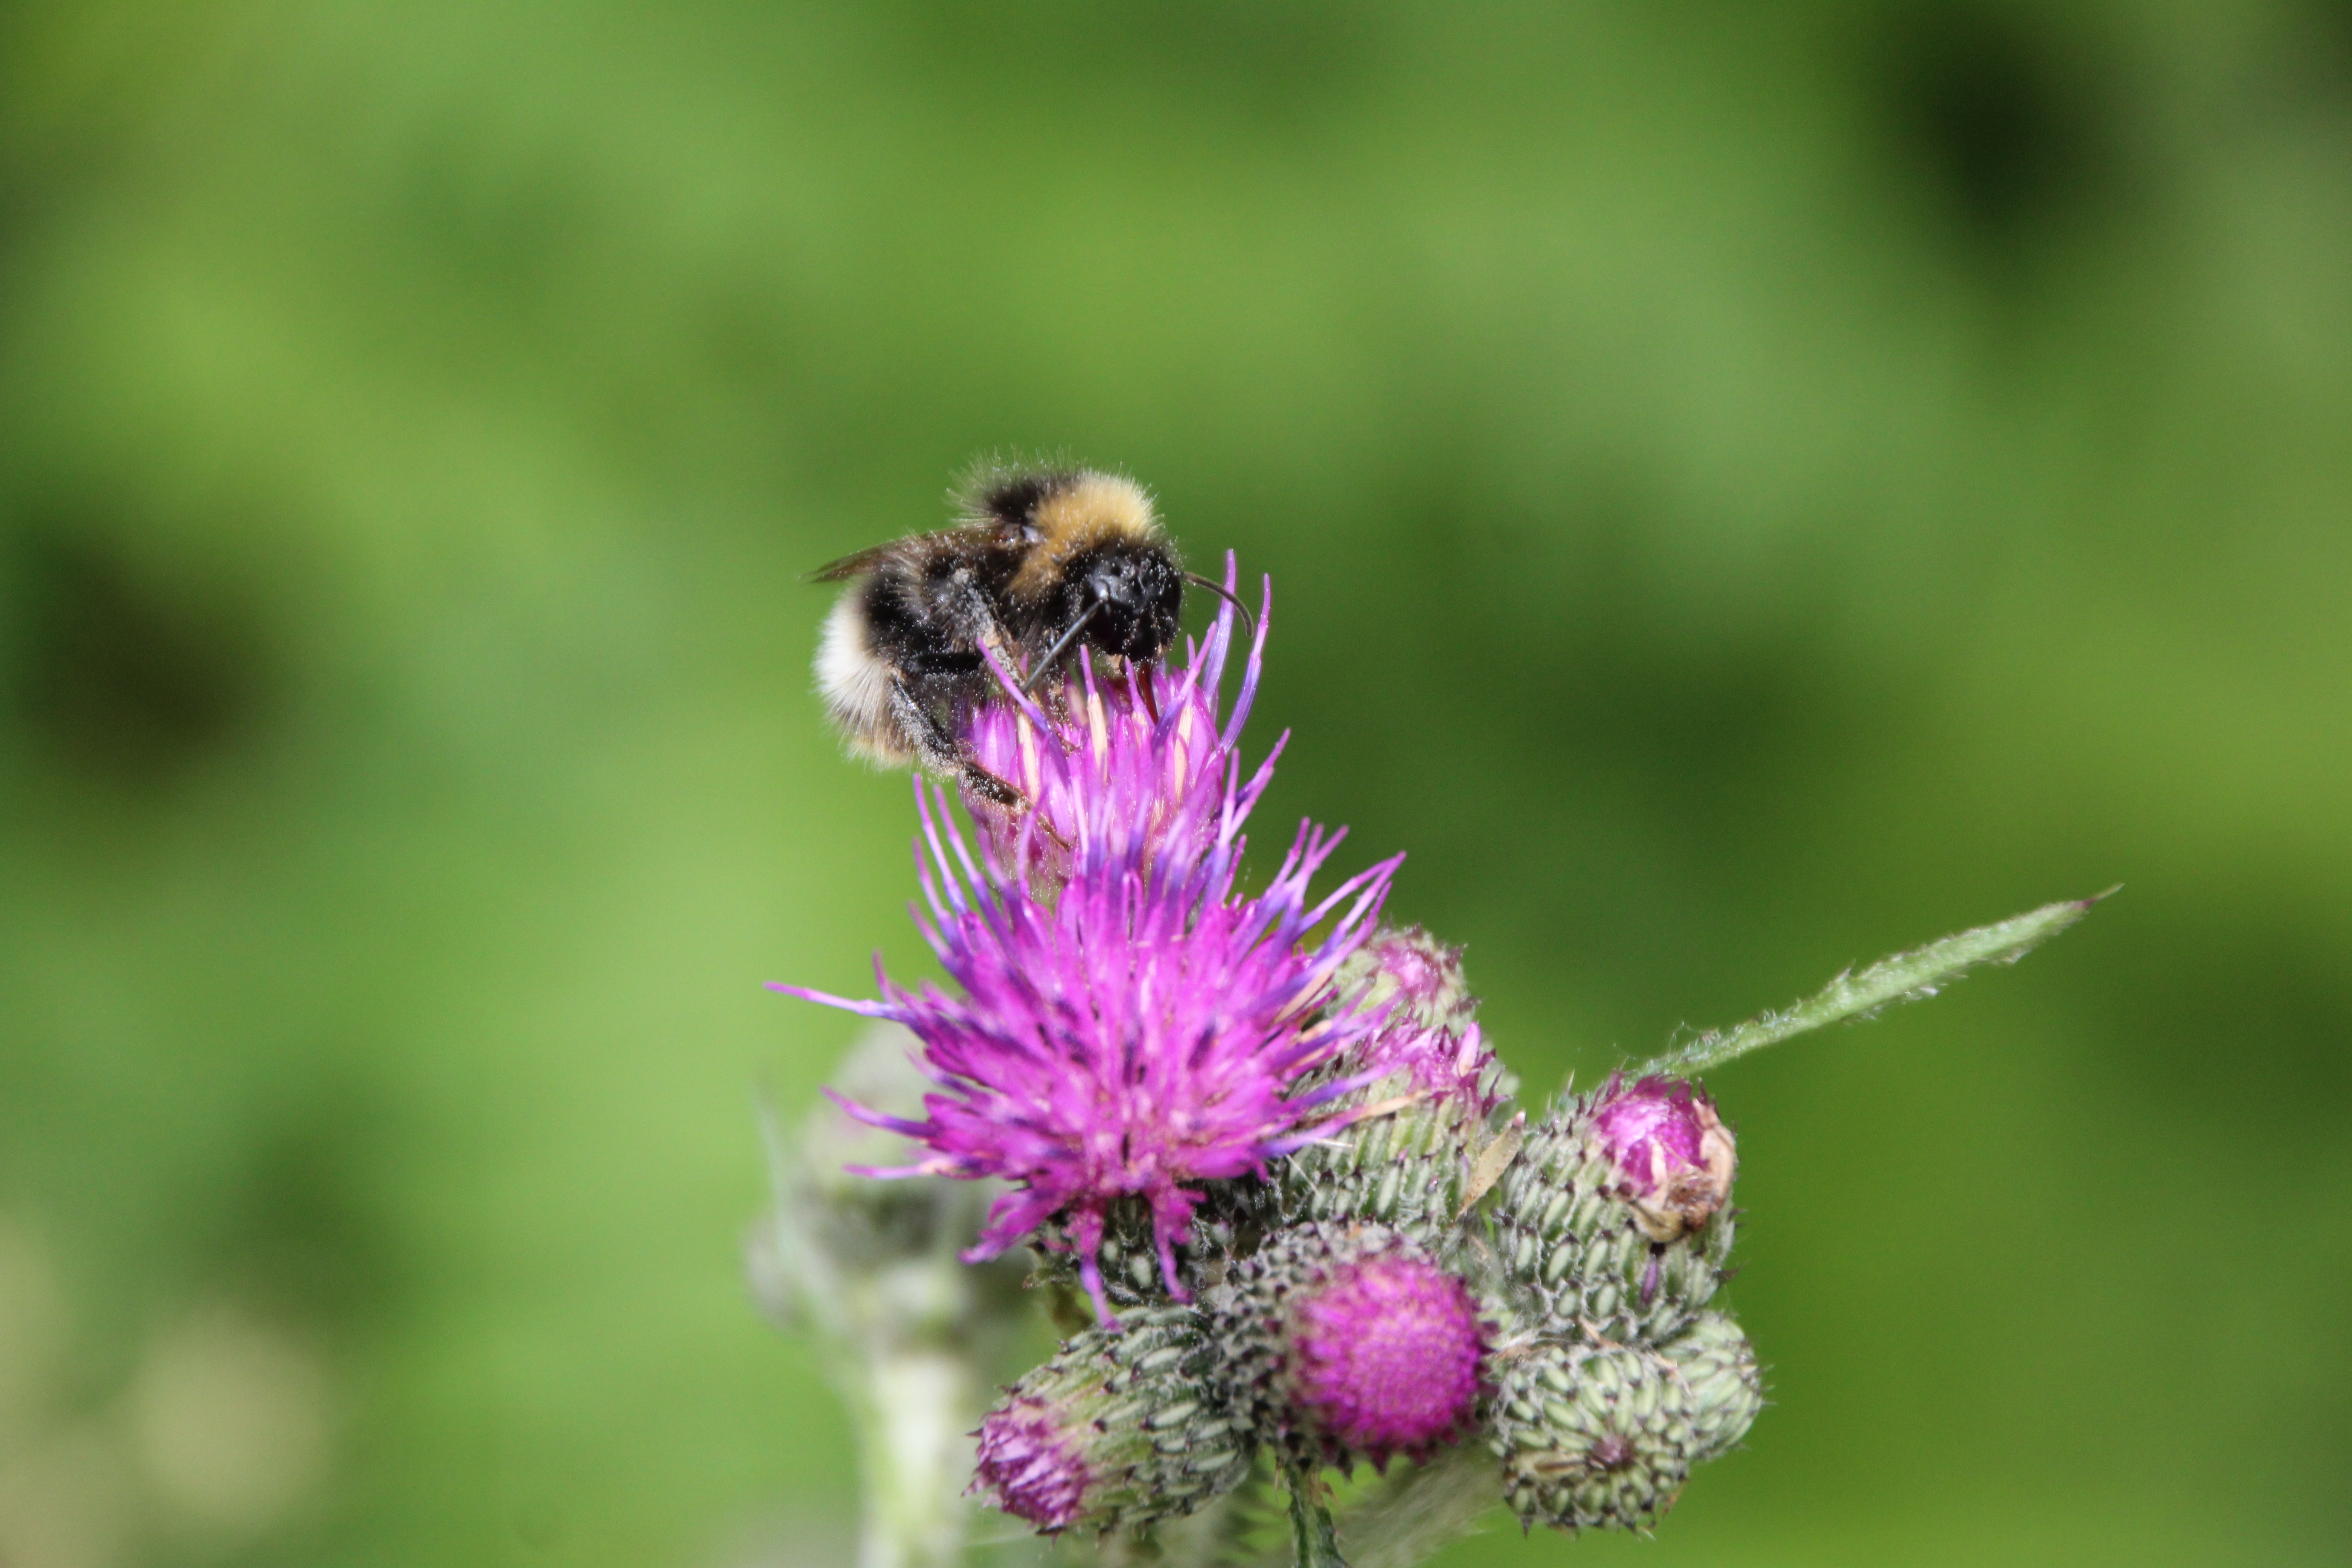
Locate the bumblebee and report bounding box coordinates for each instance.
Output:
[813,466,1243,807]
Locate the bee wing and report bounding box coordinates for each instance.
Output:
[807,542,906,584]
[808,521,1029,585]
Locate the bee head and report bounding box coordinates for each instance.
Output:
[1071,541,1182,663]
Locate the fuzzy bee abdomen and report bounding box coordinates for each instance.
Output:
[816,592,911,765]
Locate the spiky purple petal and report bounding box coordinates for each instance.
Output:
[1353,1020,1501,1112]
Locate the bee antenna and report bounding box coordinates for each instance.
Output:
[1182,572,1258,647]
[1020,600,1104,695]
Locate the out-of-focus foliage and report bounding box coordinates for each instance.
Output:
[1,3,2347,1565]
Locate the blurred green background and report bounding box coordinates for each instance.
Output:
[2,2,2348,1565]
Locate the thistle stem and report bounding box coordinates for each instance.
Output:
[1240,1446,1499,1568]
[1282,1463,1350,1568]
[849,1346,975,1568]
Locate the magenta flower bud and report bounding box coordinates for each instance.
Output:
[1288,1251,1485,1466]
[1215,1222,1489,1473]
[1592,1075,1736,1243]
[973,1397,1090,1531]
[1492,1076,1739,1342]
[970,1306,1253,1535]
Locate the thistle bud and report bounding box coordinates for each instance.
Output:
[1212,1221,1487,1473]
[1658,1310,1765,1465]
[1492,1311,1765,1535]
[1281,929,1519,1244]
[971,1305,1254,1535]
[1339,926,1479,1034]
[1592,1076,1736,1243]
[1491,1341,1693,1534]
[1491,1076,1736,1342]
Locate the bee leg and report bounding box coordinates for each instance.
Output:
[887,676,1026,811]
[955,756,1026,812]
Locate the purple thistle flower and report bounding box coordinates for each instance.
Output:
[1592,1074,1738,1243]
[778,578,1404,1322]
[1287,1252,1485,1467]
[972,1396,1090,1531]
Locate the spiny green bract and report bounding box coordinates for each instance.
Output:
[1278,926,1520,1250]
[1658,1311,1767,1465]
[1491,1314,1763,1535]
[1026,1186,1273,1320]
[1276,1054,1519,1247]
[1490,1088,1736,1343]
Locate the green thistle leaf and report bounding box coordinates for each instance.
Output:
[1649,891,2112,1078]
